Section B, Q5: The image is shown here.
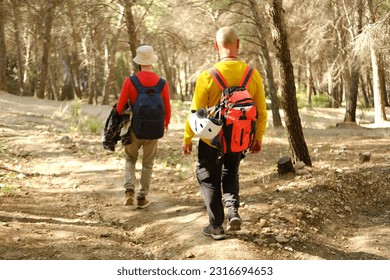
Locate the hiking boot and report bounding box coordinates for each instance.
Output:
[123,191,134,206]
[203,224,225,240]
[227,207,241,231]
[136,195,150,209]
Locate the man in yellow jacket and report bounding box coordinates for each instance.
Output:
[182,26,268,240]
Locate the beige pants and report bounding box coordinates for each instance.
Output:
[123,130,158,197]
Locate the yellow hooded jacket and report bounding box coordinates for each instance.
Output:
[183,60,268,147]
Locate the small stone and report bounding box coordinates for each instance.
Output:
[76,209,95,217]
[275,235,289,243]
[258,218,268,227]
[262,227,273,234]
[253,238,265,245]
[294,161,306,170]
[312,207,321,214]
[59,136,72,144]
[275,243,284,249]
[284,246,293,252]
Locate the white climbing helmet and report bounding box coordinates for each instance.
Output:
[189,108,222,139]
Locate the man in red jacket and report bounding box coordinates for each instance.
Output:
[116,45,171,209]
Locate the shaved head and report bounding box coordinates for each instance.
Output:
[216,26,239,47]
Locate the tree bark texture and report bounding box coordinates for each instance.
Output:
[10,1,25,95]
[248,0,282,128]
[367,0,387,122]
[331,0,350,106]
[345,0,363,123]
[359,76,370,107]
[102,4,124,105]
[265,0,312,166]
[306,58,313,108]
[378,54,388,107]
[67,4,82,99]
[370,46,387,123]
[36,2,54,99]
[0,0,8,92]
[122,0,140,74]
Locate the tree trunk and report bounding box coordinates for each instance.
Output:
[23,31,33,96]
[367,0,387,121]
[67,5,82,99]
[378,54,388,107]
[0,0,8,92]
[248,0,282,128]
[344,62,359,121]
[10,0,25,95]
[370,46,387,123]
[87,51,97,105]
[122,0,140,73]
[102,5,124,105]
[102,42,111,105]
[265,0,312,166]
[328,69,340,108]
[182,61,188,101]
[360,75,370,107]
[83,8,97,105]
[160,38,177,97]
[36,1,54,99]
[345,0,363,123]
[330,0,350,106]
[366,71,374,106]
[306,58,313,108]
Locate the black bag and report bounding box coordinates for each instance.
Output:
[130,75,166,139]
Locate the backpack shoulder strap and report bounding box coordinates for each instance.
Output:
[209,66,254,90]
[129,75,143,93]
[130,75,166,95]
[154,78,166,94]
[239,65,254,89]
[209,68,228,90]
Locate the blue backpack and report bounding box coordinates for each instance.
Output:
[129,75,166,139]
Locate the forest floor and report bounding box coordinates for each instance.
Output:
[1,91,390,260]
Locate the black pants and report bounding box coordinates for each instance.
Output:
[196,140,243,227]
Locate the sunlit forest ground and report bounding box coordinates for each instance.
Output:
[1,92,389,260]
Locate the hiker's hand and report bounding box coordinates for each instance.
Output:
[182,143,192,156]
[250,140,262,153]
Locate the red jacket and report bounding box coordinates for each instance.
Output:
[116,71,171,128]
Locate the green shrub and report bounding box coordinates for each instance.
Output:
[0,184,16,195]
[78,116,104,134]
[66,101,103,134]
[312,94,331,108]
[296,85,331,108]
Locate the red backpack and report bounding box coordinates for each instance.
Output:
[209,65,258,153]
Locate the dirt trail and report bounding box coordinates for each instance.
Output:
[1,92,389,260]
